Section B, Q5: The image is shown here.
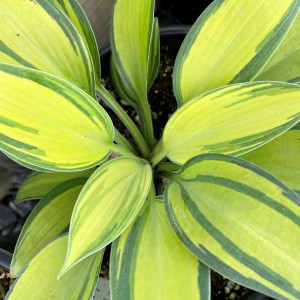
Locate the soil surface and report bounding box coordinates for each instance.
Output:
[0,268,14,300]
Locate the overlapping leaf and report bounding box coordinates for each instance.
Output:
[6,235,103,300]
[255,12,300,84]
[0,0,95,96]
[59,157,152,275]
[16,168,95,202]
[111,195,210,300]
[173,0,300,105]
[11,178,85,277]
[53,0,102,87]
[161,82,300,165]
[165,154,300,299]
[242,123,300,194]
[0,63,114,171]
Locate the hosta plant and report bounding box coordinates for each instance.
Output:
[0,0,300,299]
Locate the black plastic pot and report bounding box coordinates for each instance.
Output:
[0,248,12,272]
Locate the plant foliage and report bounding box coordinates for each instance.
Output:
[0,0,299,299]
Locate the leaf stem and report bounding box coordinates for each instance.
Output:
[110,143,140,160]
[150,139,167,167]
[156,162,180,172]
[139,95,156,149]
[114,130,139,156]
[96,83,150,157]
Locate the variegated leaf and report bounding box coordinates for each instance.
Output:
[111,195,210,300]
[165,154,300,299]
[255,12,300,84]
[0,63,114,171]
[6,234,103,300]
[111,0,154,106]
[52,0,102,87]
[158,82,300,165]
[241,123,300,194]
[11,178,85,277]
[0,0,95,96]
[59,156,152,276]
[173,0,300,105]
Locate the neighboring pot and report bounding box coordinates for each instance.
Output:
[0,248,12,272]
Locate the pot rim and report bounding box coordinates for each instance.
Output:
[99,24,191,57]
[0,248,12,272]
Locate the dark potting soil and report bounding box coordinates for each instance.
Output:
[0,268,14,300]
[98,41,261,299]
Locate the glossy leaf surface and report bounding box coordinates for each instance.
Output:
[165,154,300,299]
[0,0,95,96]
[6,235,103,300]
[162,82,300,165]
[242,123,300,194]
[11,178,85,277]
[60,157,152,275]
[16,168,95,202]
[173,0,300,105]
[0,63,114,171]
[111,195,210,300]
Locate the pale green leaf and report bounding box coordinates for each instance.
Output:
[241,123,300,193]
[255,12,300,84]
[6,234,103,300]
[16,168,95,202]
[11,178,85,277]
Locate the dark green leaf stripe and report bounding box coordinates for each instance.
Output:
[11,178,86,277]
[16,168,95,202]
[164,154,300,299]
[230,0,300,84]
[111,196,209,300]
[0,41,36,69]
